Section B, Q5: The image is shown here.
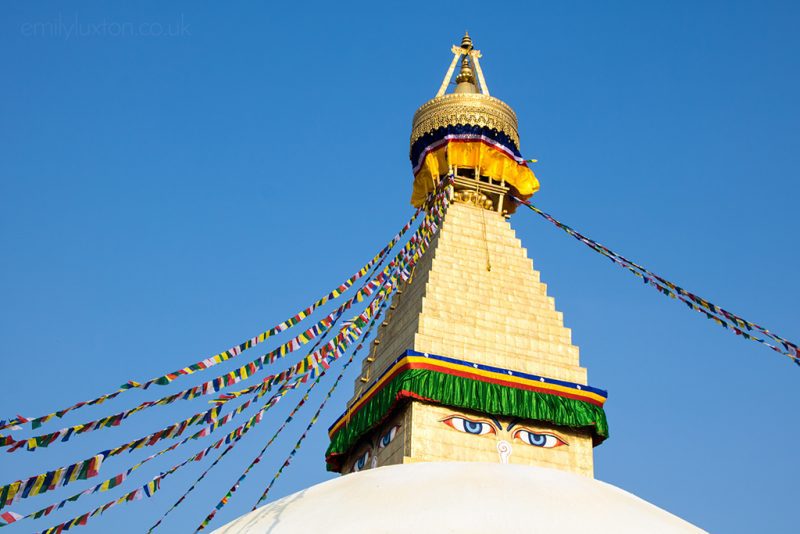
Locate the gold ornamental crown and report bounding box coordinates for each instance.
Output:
[410,33,520,150]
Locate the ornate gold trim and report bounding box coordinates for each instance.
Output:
[410,93,519,149]
[453,189,494,210]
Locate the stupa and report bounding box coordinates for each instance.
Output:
[324,31,604,478]
[214,34,704,533]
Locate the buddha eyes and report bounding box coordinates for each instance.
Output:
[378,425,399,450]
[350,424,401,473]
[442,416,496,435]
[514,429,566,448]
[440,415,568,448]
[353,450,370,472]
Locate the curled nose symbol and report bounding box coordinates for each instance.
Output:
[497,440,512,464]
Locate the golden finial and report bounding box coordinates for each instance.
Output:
[461,31,473,51]
[455,57,475,86]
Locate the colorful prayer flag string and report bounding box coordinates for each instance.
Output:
[76,282,395,534]
[0,173,452,533]
[514,197,800,366]
[148,313,362,533]
[0,402,219,508]
[0,310,370,510]
[0,383,281,527]
[2,277,373,453]
[0,245,423,525]
[145,260,390,533]
[8,328,356,530]
[192,175,452,532]
[35,463,172,534]
[195,292,391,533]
[0,207,424,434]
[0,511,22,526]
[252,300,391,511]
[0,204,440,454]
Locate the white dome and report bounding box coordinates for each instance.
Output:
[213,462,704,533]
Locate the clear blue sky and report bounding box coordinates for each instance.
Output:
[1,1,798,532]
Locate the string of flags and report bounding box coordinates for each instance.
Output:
[4,222,435,459]
[0,288,388,516]
[146,275,392,532]
[1,276,375,453]
[0,213,436,454]
[192,344,357,533]
[0,174,454,532]
[35,473,166,534]
[0,207,424,434]
[190,183,453,532]
[2,396,240,510]
[0,246,383,499]
[196,286,395,532]
[10,319,361,532]
[514,197,799,366]
[146,367,326,532]
[34,192,449,533]
[200,186,452,529]
[252,298,393,511]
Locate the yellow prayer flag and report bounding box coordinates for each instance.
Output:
[5,481,21,504]
[30,474,46,496]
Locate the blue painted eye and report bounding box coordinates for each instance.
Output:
[352,450,370,472]
[464,420,483,434]
[514,429,565,448]
[378,425,399,449]
[442,416,496,435]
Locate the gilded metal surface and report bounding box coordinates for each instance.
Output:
[410,92,519,148]
[454,58,475,85]
[453,189,494,210]
[460,32,473,50]
[451,44,482,59]
[436,52,462,97]
[471,52,490,95]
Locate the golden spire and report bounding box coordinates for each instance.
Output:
[454,57,478,93]
[413,33,519,150]
[461,31,473,51]
[433,32,489,98]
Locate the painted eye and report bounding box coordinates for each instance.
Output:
[513,429,566,448]
[378,425,399,450]
[442,416,496,435]
[353,450,370,472]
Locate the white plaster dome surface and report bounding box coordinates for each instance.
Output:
[213,462,704,533]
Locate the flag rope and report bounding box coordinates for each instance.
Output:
[18,303,381,533]
[195,291,392,532]
[0,197,442,506]
[0,226,427,507]
[2,245,401,453]
[144,259,384,533]
[2,174,452,532]
[0,207,424,434]
[193,175,451,532]
[514,197,800,366]
[29,263,409,534]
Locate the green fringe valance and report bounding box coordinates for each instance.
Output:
[326,368,608,472]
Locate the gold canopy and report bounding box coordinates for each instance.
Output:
[410,32,521,151]
[410,92,520,150]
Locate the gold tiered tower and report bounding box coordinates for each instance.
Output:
[325,33,608,478]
